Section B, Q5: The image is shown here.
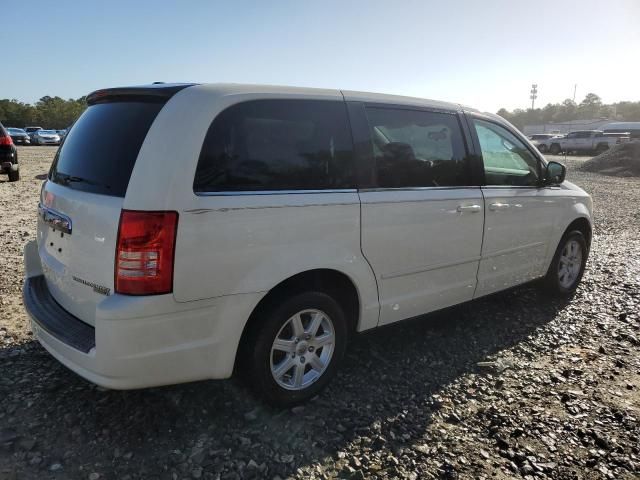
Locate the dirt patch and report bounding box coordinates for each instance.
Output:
[580,142,640,177]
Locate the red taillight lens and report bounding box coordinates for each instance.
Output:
[115,210,178,295]
[0,135,13,146]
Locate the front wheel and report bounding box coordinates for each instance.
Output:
[242,291,348,406]
[543,230,588,296]
[549,144,561,155]
[537,144,548,153]
[595,144,609,155]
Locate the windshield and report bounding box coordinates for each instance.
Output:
[39,130,57,134]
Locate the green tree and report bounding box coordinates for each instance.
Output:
[578,93,603,119]
[496,95,640,132]
[0,96,87,129]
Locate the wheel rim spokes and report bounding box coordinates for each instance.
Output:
[558,240,583,288]
[270,308,335,391]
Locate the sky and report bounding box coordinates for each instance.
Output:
[1,0,639,113]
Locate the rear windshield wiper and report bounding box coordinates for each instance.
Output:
[54,172,111,190]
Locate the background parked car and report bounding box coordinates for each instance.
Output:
[538,130,628,155]
[24,126,43,142]
[6,128,31,145]
[528,134,560,152]
[603,122,640,140]
[0,121,20,181]
[56,129,68,141]
[528,133,557,142]
[549,130,629,154]
[534,134,565,153]
[31,129,61,146]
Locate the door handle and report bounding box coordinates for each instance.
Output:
[456,204,482,213]
[489,202,511,211]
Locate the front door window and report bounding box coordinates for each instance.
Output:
[473,119,541,187]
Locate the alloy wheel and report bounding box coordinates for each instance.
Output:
[558,239,583,289]
[270,309,335,391]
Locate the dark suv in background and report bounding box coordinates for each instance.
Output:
[7,128,31,145]
[0,121,20,181]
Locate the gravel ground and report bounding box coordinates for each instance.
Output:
[1,148,639,480]
[581,143,640,177]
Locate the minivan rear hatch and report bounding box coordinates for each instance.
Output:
[39,84,193,326]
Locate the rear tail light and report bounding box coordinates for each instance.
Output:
[115,210,178,295]
[0,135,13,146]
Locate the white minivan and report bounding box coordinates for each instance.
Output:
[23,83,592,405]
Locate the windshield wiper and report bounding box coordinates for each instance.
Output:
[54,172,110,189]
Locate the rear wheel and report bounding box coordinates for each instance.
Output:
[543,230,588,296]
[242,291,348,406]
[595,143,609,154]
[549,143,561,155]
[537,144,548,153]
[8,168,20,182]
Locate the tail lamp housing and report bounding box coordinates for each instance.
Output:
[115,210,178,295]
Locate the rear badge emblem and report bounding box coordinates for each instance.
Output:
[72,276,111,296]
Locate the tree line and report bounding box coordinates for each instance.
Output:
[2,91,640,133]
[497,93,640,131]
[0,96,87,130]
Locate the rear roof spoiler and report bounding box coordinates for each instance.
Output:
[86,83,197,105]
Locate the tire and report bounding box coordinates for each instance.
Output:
[241,291,348,406]
[8,169,20,182]
[549,144,561,155]
[595,144,608,155]
[543,230,588,296]
[537,144,548,153]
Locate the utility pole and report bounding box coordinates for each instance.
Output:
[573,84,577,103]
[530,84,538,110]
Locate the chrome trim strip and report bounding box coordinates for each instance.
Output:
[38,203,72,235]
[359,186,481,193]
[185,202,359,214]
[195,189,358,196]
[481,186,541,190]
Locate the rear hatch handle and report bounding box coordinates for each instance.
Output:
[38,204,72,235]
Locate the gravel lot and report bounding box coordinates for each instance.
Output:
[1,147,639,480]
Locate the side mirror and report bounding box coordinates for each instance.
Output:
[545,161,566,185]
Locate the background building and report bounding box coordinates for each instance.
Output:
[523,119,612,135]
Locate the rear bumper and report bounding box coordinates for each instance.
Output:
[24,275,96,353]
[1,162,18,173]
[0,148,17,170]
[23,240,264,390]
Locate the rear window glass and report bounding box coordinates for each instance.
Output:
[193,100,355,192]
[49,102,163,197]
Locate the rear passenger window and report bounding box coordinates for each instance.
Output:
[194,100,355,192]
[364,107,469,188]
